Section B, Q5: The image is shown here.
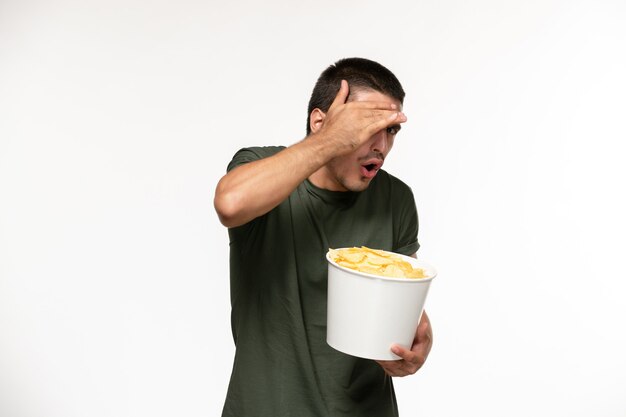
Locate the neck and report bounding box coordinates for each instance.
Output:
[308,167,347,192]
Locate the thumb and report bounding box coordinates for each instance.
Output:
[329,79,349,110]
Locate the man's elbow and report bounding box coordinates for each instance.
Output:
[214,190,243,228]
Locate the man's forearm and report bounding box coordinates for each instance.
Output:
[213,134,335,228]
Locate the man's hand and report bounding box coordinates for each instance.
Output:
[312,80,407,155]
[376,311,433,377]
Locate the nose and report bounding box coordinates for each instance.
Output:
[371,129,389,154]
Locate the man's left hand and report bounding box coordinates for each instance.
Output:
[376,310,433,377]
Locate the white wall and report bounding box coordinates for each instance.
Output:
[1,0,625,416]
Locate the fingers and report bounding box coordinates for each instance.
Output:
[376,314,433,377]
[351,100,399,111]
[329,79,350,110]
[392,344,425,376]
[376,350,424,377]
[317,81,407,153]
[329,80,399,112]
[364,110,407,136]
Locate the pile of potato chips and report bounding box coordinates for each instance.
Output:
[328,247,428,279]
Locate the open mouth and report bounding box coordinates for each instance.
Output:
[360,160,382,179]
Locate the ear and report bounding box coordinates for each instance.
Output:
[309,108,326,134]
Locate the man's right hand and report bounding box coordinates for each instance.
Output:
[310,79,407,156]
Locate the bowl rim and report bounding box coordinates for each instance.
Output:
[326,248,437,283]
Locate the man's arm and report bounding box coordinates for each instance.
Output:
[213,80,406,228]
[214,135,334,228]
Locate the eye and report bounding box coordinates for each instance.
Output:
[386,125,400,135]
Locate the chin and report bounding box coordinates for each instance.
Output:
[343,179,371,193]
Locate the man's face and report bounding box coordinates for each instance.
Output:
[318,89,403,192]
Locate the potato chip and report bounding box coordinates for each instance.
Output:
[329,246,428,279]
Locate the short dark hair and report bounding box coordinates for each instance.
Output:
[306,57,405,135]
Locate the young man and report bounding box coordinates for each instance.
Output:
[214,58,433,417]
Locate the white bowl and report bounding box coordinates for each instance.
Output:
[326,249,436,360]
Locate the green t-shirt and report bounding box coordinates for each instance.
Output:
[222,146,419,417]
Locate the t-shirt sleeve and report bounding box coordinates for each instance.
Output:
[224,147,284,251]
[227,147,263,172]
[226,146,287,172]
[393,182,420,256]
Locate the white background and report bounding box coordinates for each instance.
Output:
[1,0,625,416]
